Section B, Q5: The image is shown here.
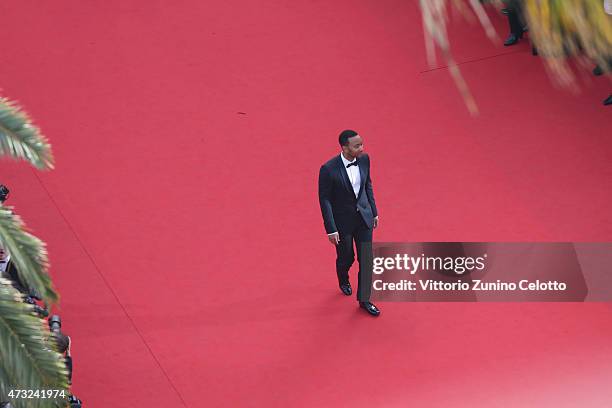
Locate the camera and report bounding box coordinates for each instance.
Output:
[49,315,70,353]
[25,295,49,318]
[0,185,9,203]
[48,314,61,333]
[69,395,82,407]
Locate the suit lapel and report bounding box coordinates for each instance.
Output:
[336,156,354,196]
[357,161,366,199]
[4,260,15,279]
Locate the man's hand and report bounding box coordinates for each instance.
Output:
[328,232,340,245]
[373,216,379,229]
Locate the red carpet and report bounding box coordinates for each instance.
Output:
[2,1,612,406]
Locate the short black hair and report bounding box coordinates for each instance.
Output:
[338,129,358,146]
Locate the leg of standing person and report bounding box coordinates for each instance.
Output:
[335,228,355,288]
[354,216,376,310]
[504,0,525,46]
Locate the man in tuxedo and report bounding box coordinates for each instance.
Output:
[318,130,380,316]
[0,245,39,299]
[0,246,25,292]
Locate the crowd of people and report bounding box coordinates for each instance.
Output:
[499,0,612,106]
[0,185,82,408]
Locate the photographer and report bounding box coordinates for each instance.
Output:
[0,184,81,406]
[0,185,46,314]
[48,315,73,384]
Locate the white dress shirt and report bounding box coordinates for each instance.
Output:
[340,153,361,198]
[0,255,10,273]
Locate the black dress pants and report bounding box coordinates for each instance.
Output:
[504,0,525,35]
[335,212,373,302]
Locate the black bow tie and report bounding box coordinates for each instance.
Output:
[346,161,358,168]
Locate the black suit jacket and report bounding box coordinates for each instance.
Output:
[318,153,378,234]
[3,260,33,297]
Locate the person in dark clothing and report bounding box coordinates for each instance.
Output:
[593,59,612,106]
[318,130,381,316]
[502,1,526,46]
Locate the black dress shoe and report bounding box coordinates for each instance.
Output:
[504,33,521,46]
[359,301,380,317]
[339,283,352,296]
[604,95,612,106]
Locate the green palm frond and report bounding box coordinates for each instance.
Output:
[0,281,69,408]
[0,96,54,170]
[525,0,612,89]
[0,205,57,304]
[420,0,500,115]
[421,0,612,113]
